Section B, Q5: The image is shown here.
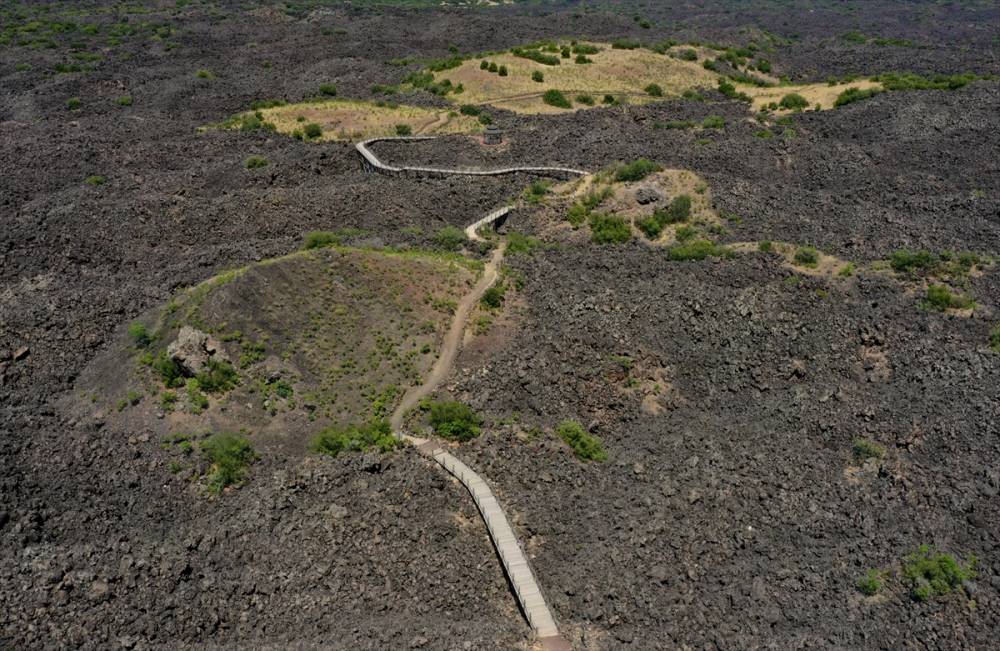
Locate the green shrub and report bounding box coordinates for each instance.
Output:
[602,94,616,104]
[611,39,640,50]
[524,179,551,203]
[498,65,508,76]
[200,432,256,494]
[838,262,856,277]
[507,231,543,255]
[852,437,886,461]
[512,48,561,66]
[66,97,82,110]
[755,58,772,73]
[481,283,506,309]
[428,401,481,441]
[556,420,607,461]
[678,48,697,61]
[302,231,340,250]
[674,225,697,243]
[245,155,268,169]
[589,213,631,244]
[645,83,663,97]
[682,89,704,101]
[658,195,692,224]
[531,70,544,83]
[488,62,498,73]
[303,122,322,139]
[575,54,593,64]
[575,94,595,106]
[616,158,662,182]
[701,115,726,129]
[128,322,152,348]
[572,43,601,55]
[903,545,976,602]
[561,47,571,58]
[889,249,936,274]
[566,203,589,228]
[636,216,662,239]
[459,104,481,116]
[668,239,728,261]
[991,324,1000,352]
[758,240,773,253]
[195,69,213,79]
[434,225,467,251]
[542,89,571,109]
[923,284,974,311]
[186,378,209,414]
[195,359,239,393]
[84,175,105,186]
[755,129,774,138]
[834,87,881,107]
[876,72,982,91]
[582,187,613,210]
[150,351,185,388]
[857,569,885,596]
[779,93,809,110]
[319,83,337,96]
[116,95,133,106]
[395,123,412,136]
[794,246,819,267]
[480,60,489,70]
[311,419,399,458]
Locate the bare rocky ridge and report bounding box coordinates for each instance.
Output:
[2,0,1000,649]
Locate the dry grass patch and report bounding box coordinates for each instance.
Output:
[732,241,856,276]
[258,99,481,141]
[449,43,718,113]
[745,79,883,112]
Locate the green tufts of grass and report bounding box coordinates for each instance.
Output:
[480,283,505,309]
[589,213,631,244]
[778,93,809,110]
[116,95,133,106]
[794,246,819,267]
[434,225,467,251]
[311,419,399,458]
[991,324,1000,352]
[616,159,662,183]
[644,83,663,97]
[319,83,337,96]
[668,239,729,261]
[85,175,105,186]
[852,437,886,461]
[128,322,152,348]
[857,569,886,596]
[834,86,881,107]
[903,545,976,602]
[556,420,607,461]
[506,231,543,255]
[428,401,481,442]
[303,122,322,139]
[923,284,974,311]
[195,359,239,393]
[701,115,726,129]
[542,88,571,109]
[245,155,268,169]
[195,69,214,79]
[302,231,341,250]
[200,432,256,494]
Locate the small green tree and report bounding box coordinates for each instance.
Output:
[303,122,322,139]
[395,123,412,136]
[779,93,809,110]
[434,225,467,251]
[644,83,663,97]
[556,420,607,461]
[200,433,256,494]
[428,401,481,441]
[531,70,544,83]
[319,83,337,96]
[542,89,571,109]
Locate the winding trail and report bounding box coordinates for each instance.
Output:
[376,138,584,651]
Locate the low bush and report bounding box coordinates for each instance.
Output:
[575,94,595,106]
[85,175,105,186]
[395,123,412,136]
[566,203,589,228]
[678,48,697,61]
[717,78,751,102]
[506,231,543,255]
[488,62,498,73]
[779,92,809,110]
[658,195,692,224]
[589,213,631,244]
[923,284,974,311]
[903,545,976,602]
[834,86,881,107]
[302,231,340,250]
[245,155,268,169]
[149,351,185,388]
[616,158,662,182]
[481,283,505,309]
[889,249,936,274]
[758,240,773,253]
[200,432,256,494]
[645,83,663,97]
[434,225,467,251]
[794,246,819,267]
[512,48,561,66]
[531,70,544,83]
[459,104,481,116]
[701,115,726,129]
[480,60,489,70]
[311,419,399,458]
[428,401,481,441]
[116,95,133,106]
[875,71,982,91]
[674,225,697,243]
[542,89,571,109]
[857,569,885,596]
[195,359,239,393]
[319,83,337,96]
[611,39,640,50]
[478,113,493,125]
[991,324,1000,352]
[303,122,322,139]
[128,322,152,348]
[186,378,209,414]
[66,97,82,109]
[682,89,704,101]
[668,239,728,261]
[636,216,662,239]
[498,65,508,77]
[852,437,886,461]
[572,43,601,55]
[195,69,213,79]
[556,420,607,461]
[575,54,593,64]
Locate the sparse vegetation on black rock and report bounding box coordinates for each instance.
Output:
[434,225,467,251]
[588,213,631,244]
[616,159,662,183]
[428,400,482,441]
[311,419,399,458]
[902,545,976,602]
[556,420,607,461]
[200,432,256,494]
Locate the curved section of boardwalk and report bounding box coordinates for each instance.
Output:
[356,136,588,179]
[378,137,578,650]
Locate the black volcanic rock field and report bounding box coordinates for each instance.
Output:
[2,1,999,649]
